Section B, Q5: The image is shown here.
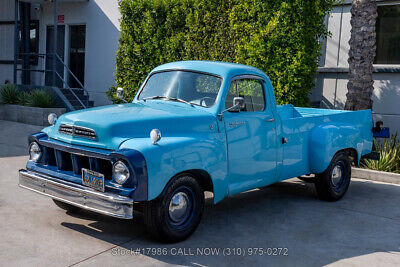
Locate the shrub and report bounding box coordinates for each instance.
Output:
[109,0,335,105]
[0,84,20,104]
[362,134,400,173]
[29,90,54,108]
[18,91,31,106]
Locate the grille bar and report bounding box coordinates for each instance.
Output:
[58,124,97,140]
[58,124,73,135]
[55,150,73,171]
[71,154,90,175]
[39,144,112,180]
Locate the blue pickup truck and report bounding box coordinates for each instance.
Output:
[19,61,373,242]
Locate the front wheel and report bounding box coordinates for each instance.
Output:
[314,151,351,201]
[143,174,205,243]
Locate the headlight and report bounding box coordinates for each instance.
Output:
[112,161,130,184]
[29,142,41,162]
[48,113,57,125]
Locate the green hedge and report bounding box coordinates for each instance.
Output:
[108,0,335,106]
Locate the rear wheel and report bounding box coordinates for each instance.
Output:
[314,151,351,201]
[143,174,204,243]
[52,199,81,213]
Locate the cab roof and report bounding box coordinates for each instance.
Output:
[151,61,268,80]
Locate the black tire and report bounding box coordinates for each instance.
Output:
[52,199,82,213]
[143,174,205,243]
[314,151,351,201]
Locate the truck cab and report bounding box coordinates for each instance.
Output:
[19,61,373,242]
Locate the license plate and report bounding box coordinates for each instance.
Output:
[82,168,105,192]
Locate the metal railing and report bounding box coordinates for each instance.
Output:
[54,71,86,108]
[15,52,89,109]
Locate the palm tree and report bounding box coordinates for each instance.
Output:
[345,0,377,111]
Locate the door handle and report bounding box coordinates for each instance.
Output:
[266,118,275,122]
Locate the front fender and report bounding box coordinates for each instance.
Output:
[119,134,228,203]
[309,123,364,174]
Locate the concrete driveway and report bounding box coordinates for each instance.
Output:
[0,120,399,266]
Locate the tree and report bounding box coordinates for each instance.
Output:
[345,0,377,110]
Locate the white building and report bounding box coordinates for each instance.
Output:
[312,0,400,135]
[0,0,120,109]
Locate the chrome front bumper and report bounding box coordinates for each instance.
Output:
[19,169,134,219]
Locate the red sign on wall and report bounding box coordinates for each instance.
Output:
[57,15,65,23]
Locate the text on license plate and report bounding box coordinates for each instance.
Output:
[82,168,105,192]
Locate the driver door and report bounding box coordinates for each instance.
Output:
[223,78,278,195]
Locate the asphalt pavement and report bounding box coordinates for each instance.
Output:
[1,120,399,266]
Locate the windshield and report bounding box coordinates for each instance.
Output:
[138,71,222,107]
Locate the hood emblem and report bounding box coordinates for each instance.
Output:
[229,121,246,128]
[58,124,97,140]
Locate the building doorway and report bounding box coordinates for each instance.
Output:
[69,25,86,88]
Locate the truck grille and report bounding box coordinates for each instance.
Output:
[59,124,97,140]
[39,145,112,180]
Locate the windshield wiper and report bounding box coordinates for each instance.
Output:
[143,96,168,101]
[168,97,193,106]
[142,96,193,106]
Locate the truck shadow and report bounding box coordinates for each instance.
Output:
[61,179,400,266]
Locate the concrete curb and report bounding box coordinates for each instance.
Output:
[352,167,400,185]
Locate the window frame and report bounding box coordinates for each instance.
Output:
[136,69,224,108]
[18,20,40,65]
[374,3,400,65]
[225,75,267,112]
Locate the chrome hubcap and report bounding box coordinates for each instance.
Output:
[331,165,343,186]
[168,192,189,222]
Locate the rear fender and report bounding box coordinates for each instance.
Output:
[309,123,363,174]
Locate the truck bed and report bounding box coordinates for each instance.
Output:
[277,104,353,119]
[276,105,372,180]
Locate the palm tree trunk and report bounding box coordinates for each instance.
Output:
[345,0,377,111]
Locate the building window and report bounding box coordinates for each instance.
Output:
[375,5,400,64]
[0,22,14,64]
[18,20,39,65]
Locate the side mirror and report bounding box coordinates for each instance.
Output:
[116,87,128,103]
[217,96,246,120]
[116,87,124,99]
[231,97,245,112]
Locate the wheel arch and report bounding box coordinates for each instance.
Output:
[315,147,358,175]
[184,169,214,193]
[330,147,358,166]
[163,169,214,195]
[345,147,358,166]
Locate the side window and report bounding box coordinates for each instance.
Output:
[225,79,265,112]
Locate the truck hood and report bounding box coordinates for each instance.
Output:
[44,101,217,150]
